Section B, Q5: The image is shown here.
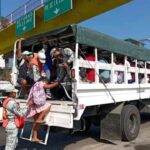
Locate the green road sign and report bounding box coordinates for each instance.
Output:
[16,11,35,36]
[44,0,73,22]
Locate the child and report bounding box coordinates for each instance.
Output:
[26,78,58,143]
[3,89,24,150]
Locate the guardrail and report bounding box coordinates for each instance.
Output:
[0,0,48,31]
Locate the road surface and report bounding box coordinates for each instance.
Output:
[0,114,150,150]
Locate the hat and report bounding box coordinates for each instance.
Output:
[38,51,46,64]
[22,51,32,56]
[50,48,58,57]
[12,89,18,93]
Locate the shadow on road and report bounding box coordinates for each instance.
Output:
[17,125,101,150]
[134,144,150,150]
[0,145,5,150]
[0,113,150,150]
[99,139,117,145]
[140,113,150,124]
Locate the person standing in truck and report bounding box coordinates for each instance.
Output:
[50,47,74,83]
[50,47,74,99]
[29,46,46,83]
[16,38,33,98]
[41,37,53,98]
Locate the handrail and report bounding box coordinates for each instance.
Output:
[0,0,48,31]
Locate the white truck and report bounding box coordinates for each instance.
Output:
[3,24,150,144]
[0,55,16,124]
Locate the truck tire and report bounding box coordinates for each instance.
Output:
[121,105,140,141]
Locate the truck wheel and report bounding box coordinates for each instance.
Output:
[121,105,140,141]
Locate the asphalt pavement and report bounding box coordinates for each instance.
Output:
[0,114,150,150]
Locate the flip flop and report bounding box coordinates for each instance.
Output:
[35,120,46,124]
[32,139,44,144]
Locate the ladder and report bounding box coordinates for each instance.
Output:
[20,120,50,145]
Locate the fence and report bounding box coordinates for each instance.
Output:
[0,0,48,30]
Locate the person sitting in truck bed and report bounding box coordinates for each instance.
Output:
[98,51,110,83]
[16,38,33,98]
[85,47,95,83]
[125,56,133,84]
[115,57,124,84]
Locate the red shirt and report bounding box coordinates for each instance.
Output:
[86,54,95,82]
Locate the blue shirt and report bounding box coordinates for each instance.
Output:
[99,58,110,79]
[44,45,52,71]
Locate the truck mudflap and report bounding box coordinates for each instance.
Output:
[45,101,75,128]
[45,112,73,128]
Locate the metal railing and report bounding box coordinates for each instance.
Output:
[0,0,48,31]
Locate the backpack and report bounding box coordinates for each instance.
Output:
[2,98,24,128]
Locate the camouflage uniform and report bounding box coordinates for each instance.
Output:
[5,99,24,150]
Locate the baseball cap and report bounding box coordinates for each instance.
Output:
[22,51,32,56]
[38,50,46,64]
[12,89,18,93]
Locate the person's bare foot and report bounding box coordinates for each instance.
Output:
[32,138,44,144]
[35,119,46,124]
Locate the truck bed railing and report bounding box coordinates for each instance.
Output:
[0,68,11,81]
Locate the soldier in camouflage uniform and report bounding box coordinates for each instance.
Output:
[3,89,24,150]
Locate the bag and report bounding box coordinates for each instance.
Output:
[2,98,24,128]
[14,116,24,129]
[0,107,3,123]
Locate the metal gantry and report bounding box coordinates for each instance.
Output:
[0,0,47,30]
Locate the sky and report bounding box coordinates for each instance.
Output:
[1,0,150,47]
[1,0,28,16]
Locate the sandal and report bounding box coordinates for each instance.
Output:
[35,120,46,124]
[32,139,44,144]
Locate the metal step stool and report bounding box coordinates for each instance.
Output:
[20,119,50,145]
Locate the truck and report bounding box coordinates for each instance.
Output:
[1,24,150,144]
[0,54,15,124]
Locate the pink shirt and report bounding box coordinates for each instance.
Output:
[25,81,51,118]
